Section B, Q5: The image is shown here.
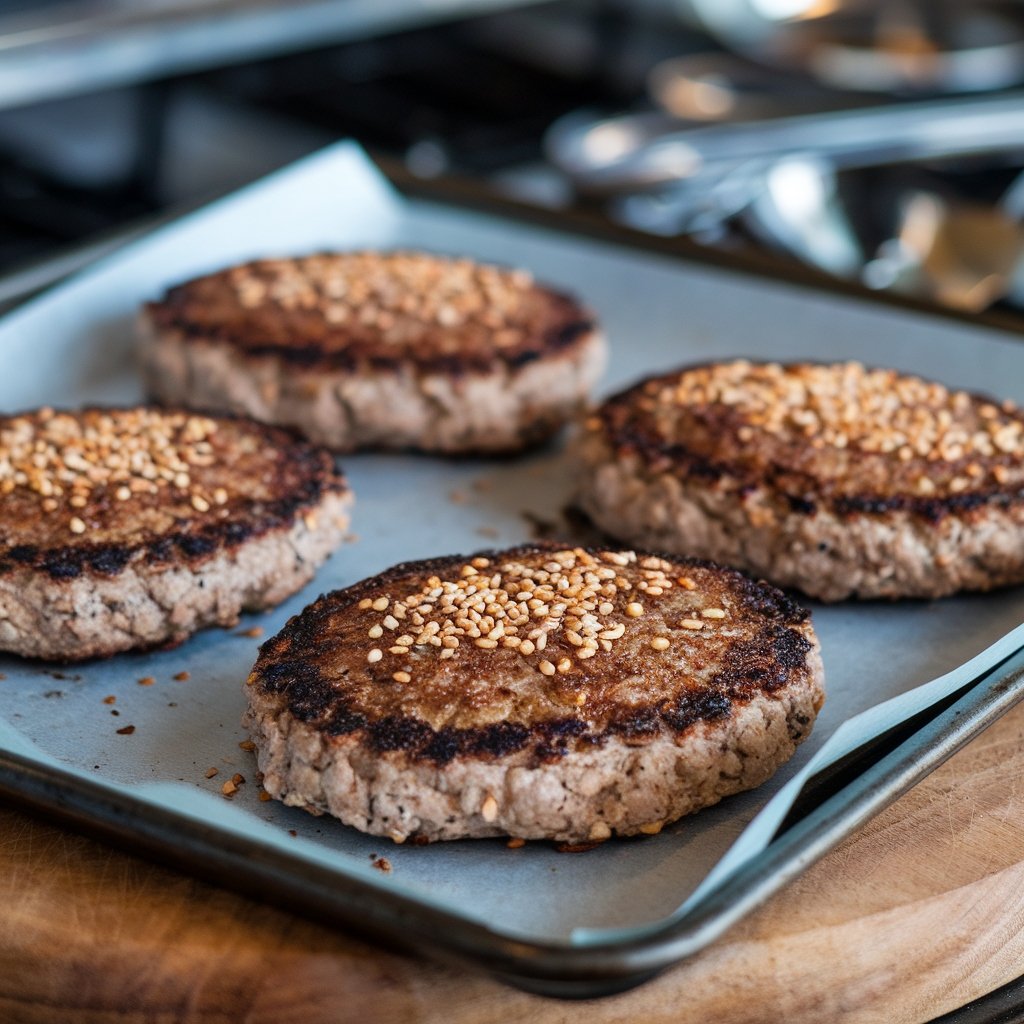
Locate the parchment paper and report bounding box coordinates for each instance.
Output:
[1,143,1023,943]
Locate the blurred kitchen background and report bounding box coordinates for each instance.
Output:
[5,0,1024,320]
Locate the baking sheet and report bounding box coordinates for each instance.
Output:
[1,142,1024,945]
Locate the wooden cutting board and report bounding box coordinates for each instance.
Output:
[3,701,1024,1024]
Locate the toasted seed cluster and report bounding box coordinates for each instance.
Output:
[357,547,726,684]
[226,251,537,348]
[648,360,1024,491]
[0,408,229,533]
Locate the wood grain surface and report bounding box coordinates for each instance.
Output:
[3,702,1024,1024]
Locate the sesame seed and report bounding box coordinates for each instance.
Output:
[638,820,664,836]
[190,494,210,513]
[650,637,670,651]
[626,602,644,617]
[382,615,399,630]
[368,625,383,639]
[702,608,726,619]
[372,597,389,611]
[556,657,572,674]
[358,598,373,610]
[393,671,411,683]
[588,821,611,841]
[69,516,86,534]
[681,619,704,630]
[539,660,556,676]
[367,648,382,663]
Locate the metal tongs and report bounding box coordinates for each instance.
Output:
[548,90,1024,194]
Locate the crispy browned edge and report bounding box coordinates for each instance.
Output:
[595,360,1024,522]
[0,406,349,582]
[249,543,816,769]
[143,252,598,376]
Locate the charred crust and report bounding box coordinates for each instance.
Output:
[146,262,597,376]
[594,361,1024,522]
[0,407,348,581]
[252,544,817,766]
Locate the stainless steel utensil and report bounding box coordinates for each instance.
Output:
[547,90,1024,194]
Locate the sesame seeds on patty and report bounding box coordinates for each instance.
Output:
[0,406,352,660]
[139,250,606,454]
[1,408,228,536]
[575,360,1024,601]
[244,545,823,843]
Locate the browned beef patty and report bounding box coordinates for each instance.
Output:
[140,251,606,453]
[575,360,1024,601]
[0,407,352,660]
[244,544,823,843]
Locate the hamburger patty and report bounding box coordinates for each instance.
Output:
[140,251,606,453]
[244,544,823,843]
[575,360,1024,601]
[0,407,352,660]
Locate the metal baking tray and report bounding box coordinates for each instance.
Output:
[1,142,1024,998]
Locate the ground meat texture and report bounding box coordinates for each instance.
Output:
[244,544,824,843]
[575,360,1024,601]
[140,251,606,454]
[0,406,352,660]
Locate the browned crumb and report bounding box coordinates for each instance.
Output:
[238,739,256,751]
[205,767,219,778]
[554,840,603,854]
[116,725,136,736]
[259,790,272,802]
[173,671,190,681]
[344,533,360,544]
[288,829,298,837]
[232,773,245,786]
[475,526,500,539]
[137,676,155,687]
[506,837,526,849]
[372,856,393,873]
[221,779,237,797]
[238,626,264,638]
[102,695,116,705]
[448,489,468,505]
